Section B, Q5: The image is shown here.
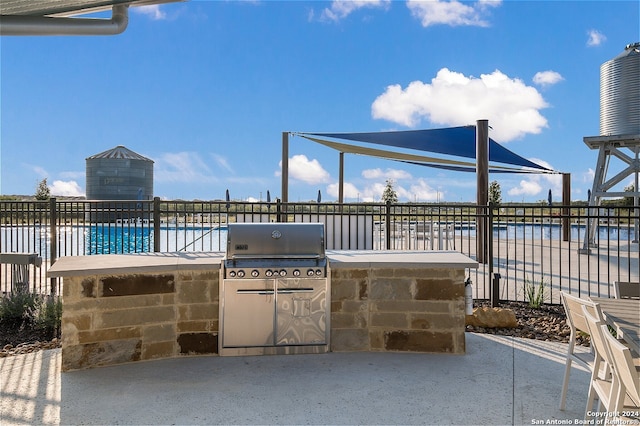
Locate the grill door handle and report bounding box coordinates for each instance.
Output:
[277,288,314,294]
[236,290,275,295]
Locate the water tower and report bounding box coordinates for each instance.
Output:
[85,145,154,221]
[582,42,640,251]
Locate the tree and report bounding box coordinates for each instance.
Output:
[382,179,398,203]
[622,183,636,207]
[35,178,51,201]
[489,180,502,206]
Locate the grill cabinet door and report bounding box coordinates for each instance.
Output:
[222,279,275,347]
[276,278,327,346]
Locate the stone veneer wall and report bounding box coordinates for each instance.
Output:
[330,267,466,354]
[61,270,219,371]
[60,264,466,370]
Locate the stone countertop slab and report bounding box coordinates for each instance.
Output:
[47,252,225,277]
[327,250,478,269]
[48,250,477,278]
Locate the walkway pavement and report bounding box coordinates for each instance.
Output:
[1,333,591,425]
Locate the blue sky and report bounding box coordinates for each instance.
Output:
[1,0,638,203]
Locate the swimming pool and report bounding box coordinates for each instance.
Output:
[1,221,637,258]
[86,225,229,254]
[0,225,229,257]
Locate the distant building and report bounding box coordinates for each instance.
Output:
[85,146,154,222]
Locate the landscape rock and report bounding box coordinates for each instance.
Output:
[466,307,518,328]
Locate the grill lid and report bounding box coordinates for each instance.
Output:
[226,223,325,259]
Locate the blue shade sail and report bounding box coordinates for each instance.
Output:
[299,126,552,172]
[298,135,542,174]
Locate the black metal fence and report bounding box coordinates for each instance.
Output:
[1,198,638,303]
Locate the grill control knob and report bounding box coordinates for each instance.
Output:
[307,269,315,276]
[229,270,236,278]
[279,269,287,277]
[237,270,245,278]
[251,270,259,277]
[265,269,273,277]
[315,269,323,276]
[293,269,301,277]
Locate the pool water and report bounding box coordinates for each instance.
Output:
[2,222,637,258]
[86,225,229,254]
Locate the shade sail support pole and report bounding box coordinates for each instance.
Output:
[282,132,289,204]
[476,119,489,265]
[339,152,344,204]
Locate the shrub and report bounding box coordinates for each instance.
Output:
[524,275,548,309]
[0,292,62,340]
[36,295,62,339]
[0,291,40,328]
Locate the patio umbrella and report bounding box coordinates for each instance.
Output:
[317,190,322,203]
[225,189,230,209]
[267,190,271,208]
[548,189,552,206]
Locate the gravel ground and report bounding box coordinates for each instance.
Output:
[466,301,590,347]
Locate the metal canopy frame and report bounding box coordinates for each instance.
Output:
[0,0,184,35]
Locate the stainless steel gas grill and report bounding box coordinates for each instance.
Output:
[219,222,330,356]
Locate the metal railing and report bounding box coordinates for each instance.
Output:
[1,198,638,303]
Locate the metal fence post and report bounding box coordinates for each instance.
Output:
[491,273,501,308]
[276,198,283,223]
[476,204,487,264]
[49,197,57,295]
[488,205,496,306]
[153,197,161,252]
[562,173,571,242]
[385,201,391,250]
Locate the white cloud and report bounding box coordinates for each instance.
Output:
[59,171,84,180]
[507,179,542,197]
[327,180,392,202]
[24,163,48,179]
[371,67,549,142]
[154,152,217,183]
[587,29,606,47]
[281,155,331,185]
[397,178,440,201]
[212,154,234,174]
[320,0,390,21]
[362,168,412,180]
[406,0,501,28]
[533,70,564,87]
[507,159,562,199]
[365,181,387,202]
[134,5,167,20]
[327,176,442,202]
[49,180,84,197]
[584,168,595,183]
[327,181,361,200]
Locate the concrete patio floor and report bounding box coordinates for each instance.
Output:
[1,333,592,425]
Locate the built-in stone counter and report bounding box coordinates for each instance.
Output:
[48,250,477,370]
[328,250,477,355]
